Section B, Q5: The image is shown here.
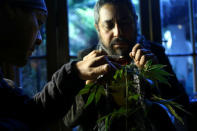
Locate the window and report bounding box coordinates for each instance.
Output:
[160,0,197,98]
[68,0,98,57]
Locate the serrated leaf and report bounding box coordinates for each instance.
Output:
[95,92,101,104]
[84,90,96,108]
[105,116,109,131]
[120,69,123,78]
[124,68,128,76]
[110,108,127,118]
[113,68,123,80]
[95,86,104,104]
[144,60,152,70]
[116,107,127,114]
[85,82,95,88]
[99,86,106,95]
[156,69,173,76]
[78,83,94,95]
[128,94,139,101]
[141,62,173,87]
[168,101,191,115]
[127,106,141,116]
[152,96,187,124]
[156,75,171,86]
[165,104,184,125]
[148,64,167,71]
[152,95,167,101]
[78,87,91,95]
[113,70,119,80]
[97,115,108,123]
[144,70,171,87]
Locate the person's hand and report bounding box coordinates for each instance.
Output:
[76,50,118,81]
[129,43,158,69]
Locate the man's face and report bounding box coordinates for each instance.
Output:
[0,6,47,66]
[96,3,137,57]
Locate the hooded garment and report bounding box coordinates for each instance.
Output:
[0,0,47,12]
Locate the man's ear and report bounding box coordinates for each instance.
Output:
[95,23,99,32]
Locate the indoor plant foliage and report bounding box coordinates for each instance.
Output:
[78,60,185,131]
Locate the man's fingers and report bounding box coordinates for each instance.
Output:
[86,80,95,85]
[129,44,158,69]
[135,49,151,61]
[135,49,142,61]
[131,43,141,57]
[83,50,107,60]
[90,64,110,78]
[135,53,155,68]
[139,55,146,67]
[91,55,108,66]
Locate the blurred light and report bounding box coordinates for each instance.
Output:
[132,0,139,5]
[178,24,183,30]
[163,30,172,49]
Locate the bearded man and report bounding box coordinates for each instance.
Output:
[63,0,189,131]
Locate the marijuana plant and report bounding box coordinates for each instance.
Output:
[78,60,186,131]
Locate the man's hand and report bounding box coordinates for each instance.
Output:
[129,43,158,69]
[76,50,117,81]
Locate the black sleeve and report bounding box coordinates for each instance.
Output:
[25,61,85,129]
[63,47,99,129]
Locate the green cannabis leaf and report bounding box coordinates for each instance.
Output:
[78,60,187,131]
[78,82,94,95]
[141,60,173,87]
[84,87,96,108]
[95,85,105,104]
[151,95,190,125]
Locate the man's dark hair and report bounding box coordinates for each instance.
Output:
[94,0,137,25]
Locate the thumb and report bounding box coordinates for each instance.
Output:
[86,80,95,85]
[129,52,134,59]
[91,64,110,78]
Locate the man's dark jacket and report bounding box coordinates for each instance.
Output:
[0,61,84,130]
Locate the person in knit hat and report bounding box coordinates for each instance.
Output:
[0,0,47,66]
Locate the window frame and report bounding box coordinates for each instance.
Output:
[46,0,70,80]
[147,0,197,94]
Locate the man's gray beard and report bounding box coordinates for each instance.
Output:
[98,40,131,57]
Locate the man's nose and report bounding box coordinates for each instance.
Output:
[113,24,122,37]
[35,31,42,45]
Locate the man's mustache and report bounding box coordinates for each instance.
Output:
[110,37,134,47]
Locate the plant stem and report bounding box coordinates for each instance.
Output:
[125,68,128,131]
